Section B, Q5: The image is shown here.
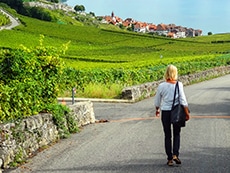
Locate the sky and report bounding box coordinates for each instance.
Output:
[65,0,230,35]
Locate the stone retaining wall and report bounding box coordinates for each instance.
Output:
[69,101,95,127]
[121,66,230,101]
[0,101,95,170]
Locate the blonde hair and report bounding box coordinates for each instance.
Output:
[164,65,178,81]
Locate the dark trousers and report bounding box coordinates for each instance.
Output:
[161,110,181,160]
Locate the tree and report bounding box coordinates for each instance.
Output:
[89,12,95,17]
[119,24,125,29]
[0,0,23,13]
[208,32,213,35]
[28,7,53,21]
[46,0,59,2]
[74,5,85,12]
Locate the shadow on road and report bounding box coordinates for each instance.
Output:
[189,101,230,116]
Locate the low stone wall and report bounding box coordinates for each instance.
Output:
[121,66,230,101]
[0,101,95,170]
[69,101,95,127]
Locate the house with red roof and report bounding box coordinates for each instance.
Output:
[133,22,148,33]
[100,11,202,38]
[146,24,157,33]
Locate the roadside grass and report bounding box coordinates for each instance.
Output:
[79,83,123,99]
[60,83,123,99]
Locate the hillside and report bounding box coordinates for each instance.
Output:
[0,4,230,66]
[0,4,230,98]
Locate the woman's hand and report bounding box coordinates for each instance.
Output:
[184,106,190,121]
[155,108,160,117]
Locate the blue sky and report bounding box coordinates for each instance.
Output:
[66,0,230,35]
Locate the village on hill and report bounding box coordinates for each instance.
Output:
[24,1,202,38]
[100,11,203,38]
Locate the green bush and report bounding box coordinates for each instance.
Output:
[0,0,24,13]
[0,35,70,123]
[24,6,56,22]
[45,103,79,138]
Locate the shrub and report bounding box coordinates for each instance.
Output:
[45,103,79,138]
[0,0,24,13]
[24,6,56,22]
[0,35,70,123]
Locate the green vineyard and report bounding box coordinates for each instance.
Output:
[0,11,10,26]
[0,5,230,98]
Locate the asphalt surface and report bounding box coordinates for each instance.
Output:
[0,8,20,30]
[7,74,230,173]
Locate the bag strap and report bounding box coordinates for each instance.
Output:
[171,81,180,110]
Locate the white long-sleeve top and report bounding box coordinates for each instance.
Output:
[154,81,188,111]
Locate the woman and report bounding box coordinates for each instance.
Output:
[154,64,190,166]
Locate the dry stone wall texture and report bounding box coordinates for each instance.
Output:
[0,101,95,169]
[121,66,230,101]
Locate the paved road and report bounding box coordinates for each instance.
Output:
[7,74,230,173]
[0,8,20,30]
